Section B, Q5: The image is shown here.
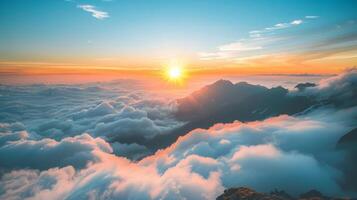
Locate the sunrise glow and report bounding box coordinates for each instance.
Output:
[167,65,182,80]
[1,1,357,199]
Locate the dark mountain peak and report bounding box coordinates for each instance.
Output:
[295,82,317,91]
[235,81,268,91]
[206,80,267,93]
[270,86,288,95]
[336,128,357,191]
[176,80,270,118]
[212,79,234,87]
[235,81,258,86]
[189,79,234,99]
[235,81,252,87]
[153,79,319,150]
[175,79,314,123]
[337,128,357,148]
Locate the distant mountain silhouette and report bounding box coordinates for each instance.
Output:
[337,128,357,147]
[337,128,357,191]
[294,82,317,91]
[146,80,315,150]
[175,80,314,122]
[142,78,356,151]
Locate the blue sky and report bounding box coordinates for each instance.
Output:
[0,0,357,74]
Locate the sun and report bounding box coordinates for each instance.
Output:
[165,64,185,82]
[168,66,182,79]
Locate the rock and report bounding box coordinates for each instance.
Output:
[216,187,266,200]
[216,187,352,200]
[299,189,326,199]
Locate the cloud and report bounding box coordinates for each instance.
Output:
[218,42,262,51]
[291,19,303,25]
[0,81,182,158]
[0,133,112,170]
[0,166,76,200]
[259,19,304,33]
[112,142,151,160]
[1,71,357,198]
[198,51,234,60]
[294,68,357,108]
[2,106,356,199]
[77,5,109,19]
[265,22,290,30]
[198,37,275,60]
[89,102,182,145]
[198,17,308,60]
[224,144,341,195]
[0,129,29,147]
[1,154,224,200]
[144,107,356,195]
[255,18,304,33]
[305,16,319,19]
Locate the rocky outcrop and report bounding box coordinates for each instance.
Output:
[216,187,352,200]
[216,187,292,200]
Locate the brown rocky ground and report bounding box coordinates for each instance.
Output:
[216,187,353,200]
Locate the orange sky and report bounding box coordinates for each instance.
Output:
[0,52,355,79]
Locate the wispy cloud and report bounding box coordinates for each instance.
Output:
[198,52,235,60]
[199,39,264,60]
[260,19,304,32]
[218,42,262,51]
[199,17,318,61]
[291,19,303,25]
[78,5,109,20]
[305,15,319,19]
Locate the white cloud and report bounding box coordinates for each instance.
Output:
[197,40,263,60]
[297,68,357,102]
[218,42,262,51]
[0,133,112,170]
[291,19,303,25]
[263,19,303,31]
[306,15,319,19]
[0,81,182,160]
[266,22,290,30]
[199,17,309,60]
[2,107,355,199]
[198,51,234,60]
[1,71,357,199]
[78,5,109,20]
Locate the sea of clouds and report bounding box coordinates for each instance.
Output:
[0,70,357,199]
[0,79,182,160]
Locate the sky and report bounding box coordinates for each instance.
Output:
[0,0,357,83]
